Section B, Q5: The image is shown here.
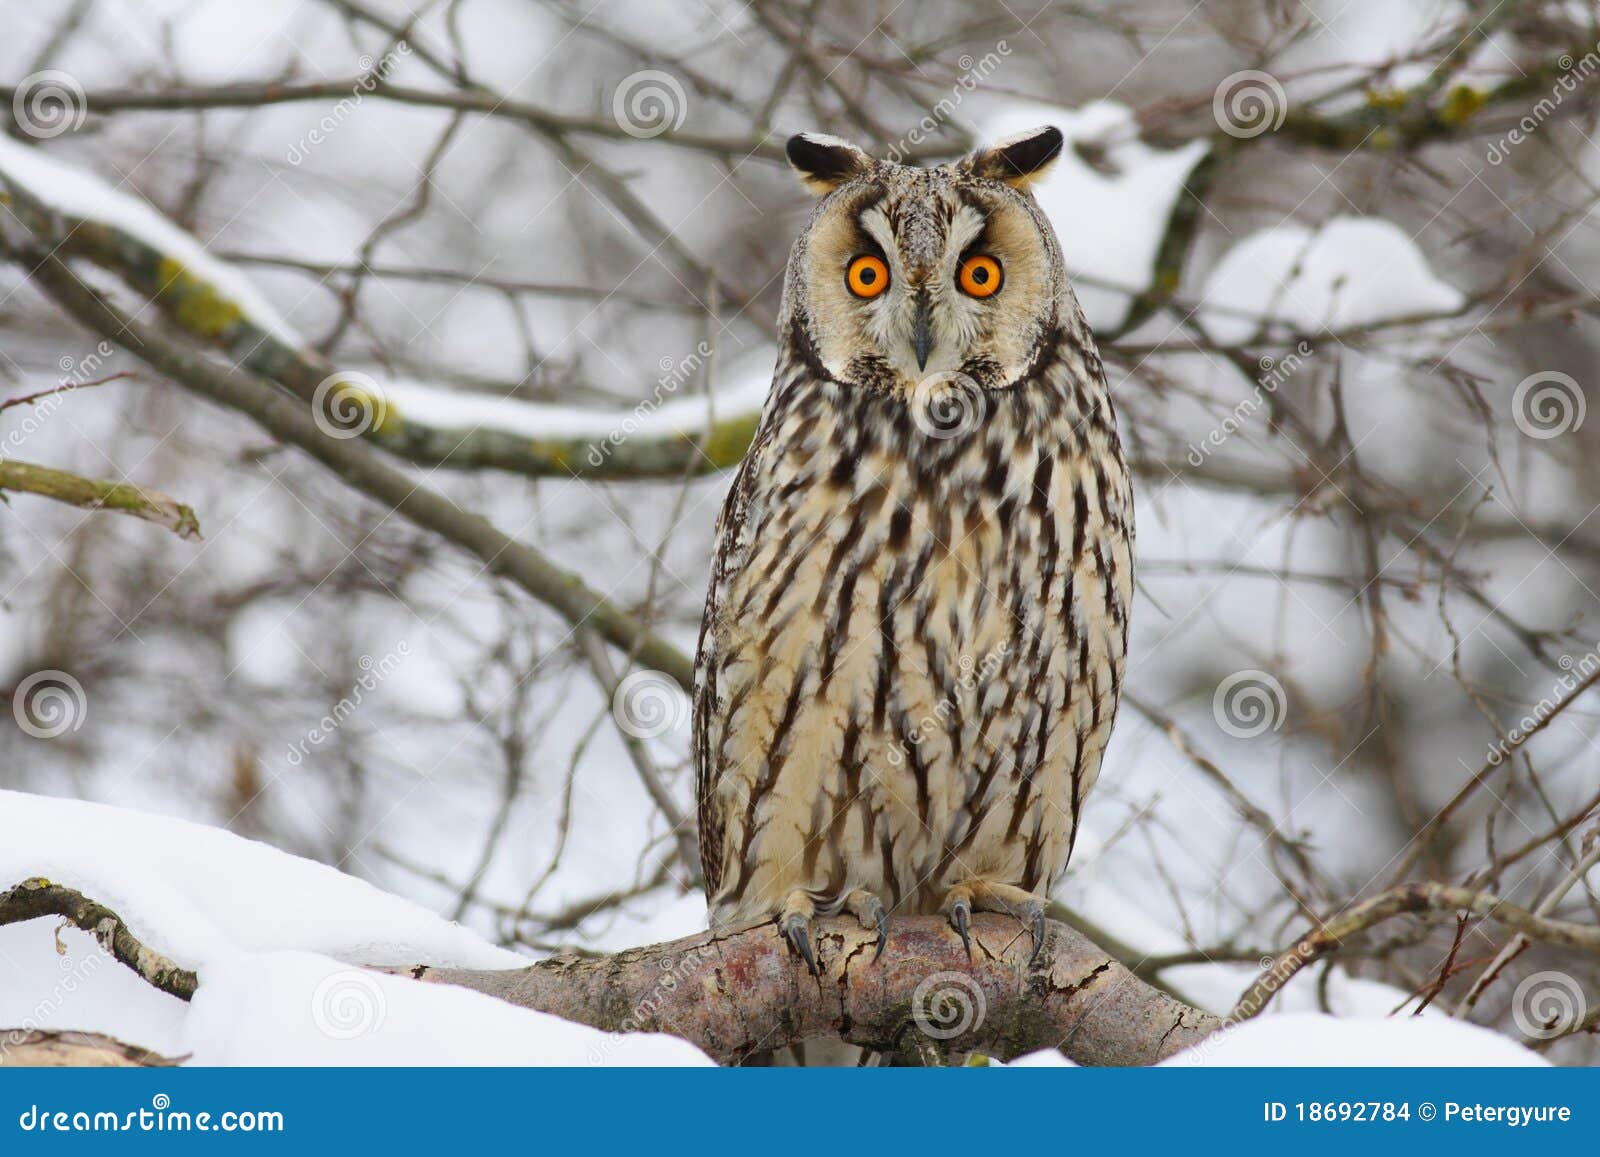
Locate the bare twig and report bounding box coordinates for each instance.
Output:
[0,878,197,1000]
[0,458,201,540]
[1233,882,1600,1022]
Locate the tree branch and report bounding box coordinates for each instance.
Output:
[2,240,695,690]
[0,877,197,1000]
[404,914,1219,1065]
[0,458,201,540]
[1232,882,1600,1022]
[0,873,1216,1066]
[0,1029,182,1067]
[7,204,756,482]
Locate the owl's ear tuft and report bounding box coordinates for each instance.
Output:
[786,133,871,195]
[967,125,1064,190]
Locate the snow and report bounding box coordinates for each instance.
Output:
[1272,0,1511,108]
[0,789,1550,1067]
[0,789,521,969]
[0,134,297,343]
[1007,1012,1549,1067]
[981,101,1209,332]
[380,352,774,443]
[335,98,1208,436]
[185,952,711,1066]
[1163,1013,1549,1067]
[1198,216,1466,343]
[0,790,711,1065]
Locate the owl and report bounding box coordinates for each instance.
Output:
[693,127,1133,972]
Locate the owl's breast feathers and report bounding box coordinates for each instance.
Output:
[693,326,1133,926]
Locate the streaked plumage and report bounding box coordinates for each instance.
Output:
[694,128,1133,966]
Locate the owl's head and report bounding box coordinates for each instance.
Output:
[780,126,1071,395]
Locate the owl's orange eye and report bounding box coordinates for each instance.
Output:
[846,254,890,298]
[958,254,1003,298]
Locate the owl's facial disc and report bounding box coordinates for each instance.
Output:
[790,149,1065,395]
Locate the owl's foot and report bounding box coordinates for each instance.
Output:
[843,889,889,960]
[778,891,818,976]
[939,880,1048,966]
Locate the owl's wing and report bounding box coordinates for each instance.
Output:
[691,367,790,897]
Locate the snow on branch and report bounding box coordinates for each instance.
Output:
[7,244,696,690]
[0,134,764,483]
[0,870,1216,1065]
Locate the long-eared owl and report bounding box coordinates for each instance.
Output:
[693,127,1133,969]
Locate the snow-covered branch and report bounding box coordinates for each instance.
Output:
[0,868,1216,1065]
[6,240,696,690]
[0,134,763,484]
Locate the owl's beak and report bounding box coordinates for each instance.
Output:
[911,291,934,371]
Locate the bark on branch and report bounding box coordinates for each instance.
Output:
[403,914,1219,1065]
[0,1029,182,1068]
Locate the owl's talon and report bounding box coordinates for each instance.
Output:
[951,899,972,960]
[844,889,890,961]
[783,913,818,975]
[1023,900,1047,967]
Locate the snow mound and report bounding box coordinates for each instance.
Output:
[1007,1012,1548,1067]
[1164,1012,1549,1067]
[0,790,712,1065]
[186,952,711,1066]
[1200,216,1465,343]
[0,789,521,970]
